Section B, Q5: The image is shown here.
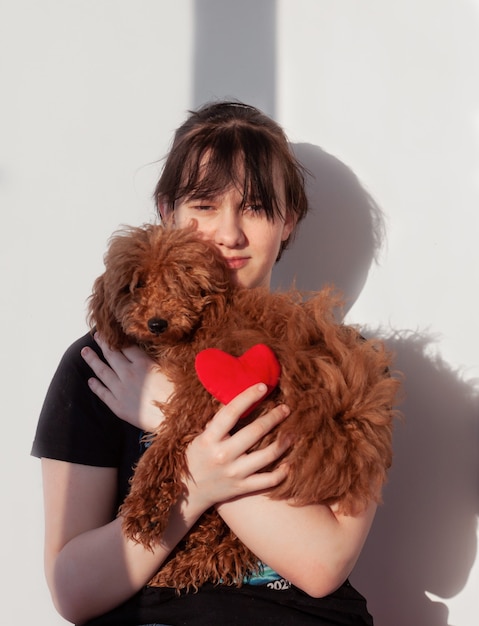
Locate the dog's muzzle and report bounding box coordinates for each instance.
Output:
[147,317,168,335]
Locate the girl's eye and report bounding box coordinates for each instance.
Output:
[185,201,214,212]
[244,203,265,215]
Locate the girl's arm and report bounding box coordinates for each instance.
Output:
[42,385,290,624]
[42,460,199,624]
[217,495,376,598]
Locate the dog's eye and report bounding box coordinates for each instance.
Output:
[120,278,146,294]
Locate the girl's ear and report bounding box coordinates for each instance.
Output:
[281,211,296,243]
[158,196,174,226]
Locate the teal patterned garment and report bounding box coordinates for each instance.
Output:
[245,563,291,589]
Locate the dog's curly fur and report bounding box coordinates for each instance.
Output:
[88,223,400,591]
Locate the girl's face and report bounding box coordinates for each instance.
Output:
[171,182,294,290]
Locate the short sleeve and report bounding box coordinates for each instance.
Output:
[31,333,124,467]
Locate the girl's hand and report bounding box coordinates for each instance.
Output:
[185,384,291,510]
[81,333,174,432]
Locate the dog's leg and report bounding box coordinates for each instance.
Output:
[120,435,187,548]
[147,510,260,591]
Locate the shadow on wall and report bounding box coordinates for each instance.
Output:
[351,332,479,626]
[193,0,277,117]
[272,143,384,310]
[273,149,479,626]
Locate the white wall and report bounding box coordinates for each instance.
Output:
[1,1,477,625]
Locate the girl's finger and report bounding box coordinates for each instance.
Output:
[234,435,292,478]
[236,463,289,494]
[93,335,154,376]
[86,376,117,406]
[118,343,149,363]
[226,403,291,457]
[93,333,133,366]
[81,346,120,386]
[205,384,271,438]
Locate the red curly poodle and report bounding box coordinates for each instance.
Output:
[88,223,400,591]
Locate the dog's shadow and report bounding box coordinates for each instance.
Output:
[351,331,479,626]
[273,144,479,626]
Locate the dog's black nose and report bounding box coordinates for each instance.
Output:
[147,317,168,335]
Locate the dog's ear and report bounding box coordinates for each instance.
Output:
[87,225,153,348]
[87,273,126,349]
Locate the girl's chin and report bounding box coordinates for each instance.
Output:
[230,272,270,290]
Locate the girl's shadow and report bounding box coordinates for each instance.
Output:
[352,331,478,626]
[272,142,384,307]
[273,144,479,626]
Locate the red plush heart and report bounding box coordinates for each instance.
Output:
[195,344,281,418]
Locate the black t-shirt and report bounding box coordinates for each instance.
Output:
[31,333,374,626]
[31,333,143,510]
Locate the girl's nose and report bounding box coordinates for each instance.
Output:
[214,208,246,248]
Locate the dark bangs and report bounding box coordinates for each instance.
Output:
[160,124,286,221]
[154,101,309,251]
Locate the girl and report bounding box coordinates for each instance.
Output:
[32,101,377,625]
